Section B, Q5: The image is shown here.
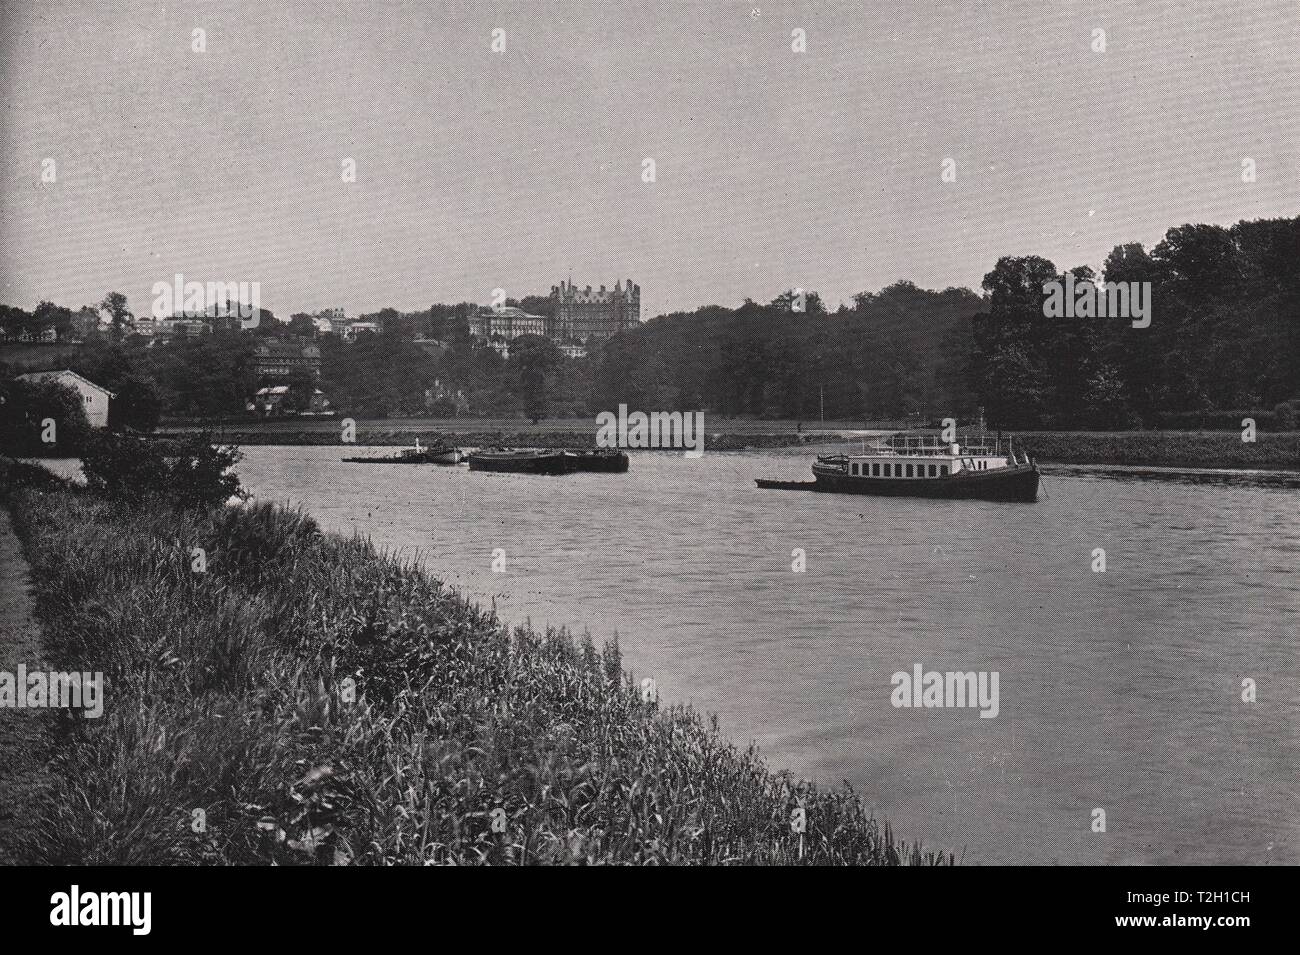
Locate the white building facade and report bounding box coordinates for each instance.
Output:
[16,369,114,428]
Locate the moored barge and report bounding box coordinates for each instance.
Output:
[343,439,463,465]
[468,448,572,474]
[468,447,631,475]
[564,448,631,472]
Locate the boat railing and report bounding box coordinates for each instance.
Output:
[868,434,1010,457]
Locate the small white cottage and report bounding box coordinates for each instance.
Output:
[15,369,115,428]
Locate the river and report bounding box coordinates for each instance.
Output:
[150,447,1300,862]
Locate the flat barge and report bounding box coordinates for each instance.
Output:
[467,448,630,475]
[343,440,462,465]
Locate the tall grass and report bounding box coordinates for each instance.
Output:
[9,488,949,865]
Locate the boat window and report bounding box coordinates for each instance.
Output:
[928,464,936,477]
[871,463,879,476]
[905,464,912,477]
[852,463,860,475]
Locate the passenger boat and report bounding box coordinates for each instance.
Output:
[756,434,1040,502]
[343,438,463,465]
[467,448,575,475]
[563,448,630,472]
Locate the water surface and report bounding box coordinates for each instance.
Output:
[225,447,1300,863]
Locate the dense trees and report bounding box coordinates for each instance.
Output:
[2,214,1294,429]
[318,334,435,418]
[968,216,1300,428]
[587,283,982,421]
[509,335,562,423]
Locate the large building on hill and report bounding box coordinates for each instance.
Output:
[549,279,640,342]
[469,306,546,340]
[253,340,321,378]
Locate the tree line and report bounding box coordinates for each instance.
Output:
[1,213,1295,432]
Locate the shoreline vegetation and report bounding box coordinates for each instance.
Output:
[0,457,948,865]
[146,423,1300,470]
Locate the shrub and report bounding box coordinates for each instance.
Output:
[0,377,92,456]
[80,430,243,509]
[0,457,71,499]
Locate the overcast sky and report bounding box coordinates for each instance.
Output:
[2,0,1297,320]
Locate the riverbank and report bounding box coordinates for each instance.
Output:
[150,422,1300,469]
[164,424,822,452]
[1015,431,1300,470]
[0,501,49,864]
[0,460,945,865]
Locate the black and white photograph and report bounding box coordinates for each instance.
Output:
[0,0,1296,933]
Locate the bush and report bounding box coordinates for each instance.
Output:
[80,431,243,509]
[0,377,92,456]
[0,457,71,499]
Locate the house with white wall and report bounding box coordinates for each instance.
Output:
[15,369,114,428]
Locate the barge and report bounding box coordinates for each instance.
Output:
[468,447,631,475]
[343,439,463,465]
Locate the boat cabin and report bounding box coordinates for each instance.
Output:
[839,435,1017,479]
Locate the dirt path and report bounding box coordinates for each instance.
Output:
[0,507,47,864]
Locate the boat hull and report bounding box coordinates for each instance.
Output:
[343,448,462,465]
[565,450,630,473]
[806,463,1040,501]
[468,450,575,475]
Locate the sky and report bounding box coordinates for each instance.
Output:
[1,0,1297,320]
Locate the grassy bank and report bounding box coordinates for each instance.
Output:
[163,426,818,451]
[1016,431,1300,470]
[2,469,944,865]
[150,421,1300,467]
